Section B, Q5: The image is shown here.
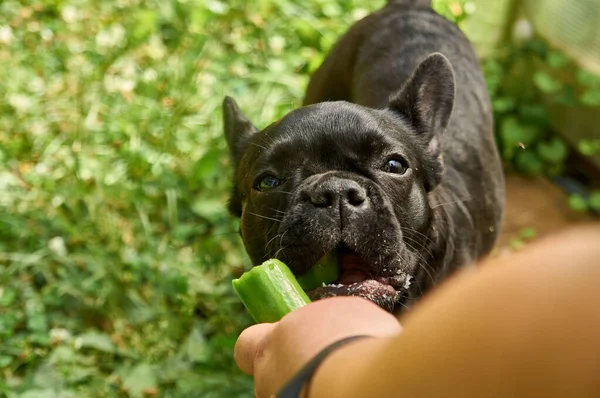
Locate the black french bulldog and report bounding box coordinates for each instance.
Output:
[223,0,505,313]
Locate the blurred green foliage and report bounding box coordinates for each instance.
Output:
[483,30,600,178]
[0,0,598,396]
[480,21,600,212]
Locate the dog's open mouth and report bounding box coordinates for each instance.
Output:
[303,244,411,310]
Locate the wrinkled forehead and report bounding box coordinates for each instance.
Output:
[269,102,382,144]
[240,101,419,171]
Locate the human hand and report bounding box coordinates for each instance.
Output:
[234,296,402,398]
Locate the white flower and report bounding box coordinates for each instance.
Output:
[34,163,49,174]
[28,77,46,94]
[464,2,477,15]
[52,196,65,208]
[30,121,48,136]
[0,25,13,44]
[104,161,126,186]
[514,19,534,41]
[48,236,67,257]
[142,68,158,82]
[61,6,78,23]
[50,328,72,343]
[269,36,285,53]
[40,28,54,41]
[8,94,33,113]
[145,35,166,60]
[103,58,138,93]
[96,24,126,50]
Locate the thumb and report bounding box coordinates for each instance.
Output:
[234,323,277,375]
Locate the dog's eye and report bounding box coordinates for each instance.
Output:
[382,159,407,174]
[256,175,282,191]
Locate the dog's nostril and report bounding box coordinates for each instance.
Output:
[305,178,368,208]
[310,191,334,207]
[347,187,366,206]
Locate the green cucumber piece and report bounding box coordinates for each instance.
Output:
[297,254,340,291]
[232,259,311,323]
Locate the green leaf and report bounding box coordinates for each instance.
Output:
[193,148,224,181]
[568,195,589,212]
[133,9,158,40]
[294,20,321,49]
[492,97,514,113]
[17,389,65,398]
[537,138,568,165]
[589,191,600,211]
[122,363,158,398]
[27,313,48,333]
[0,288,17,307]
[164,274,189,295]
[500,117,540,159]
[533,71,562,94]
[580,90,600,107]
[578,139,600,156]
[0,311,22,336]
[75,331,116,354]
[322,3,341,17]
[29,333,51,347]
[191,198,227,223]
[185,327,210,363]
[210,0,231,14]
[576,68,600,87]
[518,105,549,127]
[49,346,77,364]
[211,333,238,349]
[0,354,13,367]
[526,39,548,57]
[547,51,570,69]
[515,151,544,176]
[483,60,504,95]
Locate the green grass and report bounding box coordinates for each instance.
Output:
[0,0,396,396]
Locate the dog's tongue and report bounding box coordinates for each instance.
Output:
[308,250,399,312]
[337,252,369,284]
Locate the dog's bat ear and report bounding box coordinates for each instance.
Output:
[388,52,455,150]
[388,53,455,191]
[223,96,258,163]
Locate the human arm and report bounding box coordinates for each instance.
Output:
[236,225,600,398]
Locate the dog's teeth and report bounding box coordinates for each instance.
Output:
[322,282,345,288]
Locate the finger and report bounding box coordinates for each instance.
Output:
[234,322,277,375]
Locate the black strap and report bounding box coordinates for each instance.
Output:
[276,335,372,398]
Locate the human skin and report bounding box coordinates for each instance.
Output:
[235,224,600,397]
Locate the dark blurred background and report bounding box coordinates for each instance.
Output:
[0,0,599,396]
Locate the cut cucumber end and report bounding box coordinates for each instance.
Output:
[232,259,311,323]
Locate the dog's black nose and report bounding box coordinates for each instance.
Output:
[309,178,367,208]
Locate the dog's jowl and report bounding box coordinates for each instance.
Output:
[223,0,505,313]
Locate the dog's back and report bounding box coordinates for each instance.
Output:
[305,0,505,295]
